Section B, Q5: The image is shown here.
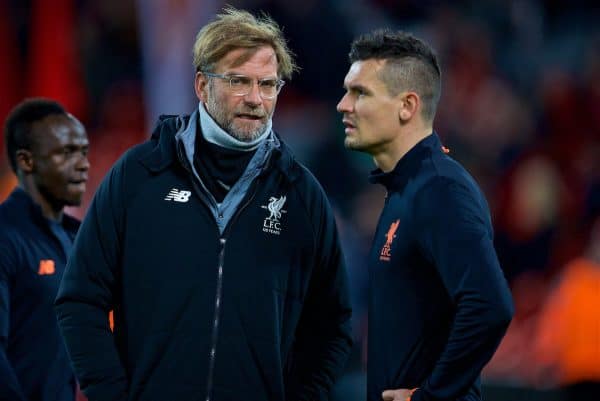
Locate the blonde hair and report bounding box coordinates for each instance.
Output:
[192,7,297,80]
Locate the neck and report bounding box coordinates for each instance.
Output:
[19,179,64,222]
[373,124,432,172]
[198,103,270,151]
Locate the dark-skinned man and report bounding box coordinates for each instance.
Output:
[0,98,89,401]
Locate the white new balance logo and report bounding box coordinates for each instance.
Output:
[164,188,191,202]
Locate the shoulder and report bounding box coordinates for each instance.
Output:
[0,202,27,271]
[114,139,162,172]
[431,152,477,184]
[272,143,335,230]
[270,137,329,204]
[0,212,19,243]
[417,152,486,206]
[113,114,185,174]
[99,131,171,193]
[288,158,330,208]
[413,173,492,235]
[0,195,30,235]
[91,141,157,205]
[403,145,492,225]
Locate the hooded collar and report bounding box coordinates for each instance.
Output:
[198,102,272,151]
[175,109,278,187]
[138,111,301,182]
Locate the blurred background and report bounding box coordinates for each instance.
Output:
[0,0,599,400]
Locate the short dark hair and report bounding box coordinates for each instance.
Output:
[349,29,441,122]
[4,98,67,173]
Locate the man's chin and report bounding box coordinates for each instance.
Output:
[344,137,366,152]
[229,124,267,142]
[64,194,84,207]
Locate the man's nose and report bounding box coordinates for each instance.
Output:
[243,82,263,105]
[75,153,90,171]
[337,93,352,113]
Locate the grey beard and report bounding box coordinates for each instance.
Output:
[226,120,267,142]
[206,101,268,143]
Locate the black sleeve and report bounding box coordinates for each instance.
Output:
[411,177,514,401]
[0,240,27,401]
[286,177,353,401]
[54,160,129,401]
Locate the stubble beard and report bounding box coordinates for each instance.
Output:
[345,133,382,157]
[205,96,270,143]
[344,135,366,152]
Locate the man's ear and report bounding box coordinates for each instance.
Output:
[15,149,34,174]
[194,72,209,103]
[398,92,420,122]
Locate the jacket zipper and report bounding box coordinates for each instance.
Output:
[176,140,224,401]
[204,172,265,401]
[205,237,226,401]
[176,137,273,401]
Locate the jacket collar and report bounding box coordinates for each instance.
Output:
[7,187,80,233]
[369,132,442,190]
[138,111,300,182]
[198,102,272,151]
[138,114,186,173]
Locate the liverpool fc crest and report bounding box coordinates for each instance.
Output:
[261,195,287,235]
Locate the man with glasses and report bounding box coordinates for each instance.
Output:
[55,7,352,401]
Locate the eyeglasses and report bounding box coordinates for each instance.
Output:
[202,72,285,99]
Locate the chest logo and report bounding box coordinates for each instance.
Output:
[38,259,56,275]
[380,219,400,262]
[164,188,191,203]
[261,195,287,235]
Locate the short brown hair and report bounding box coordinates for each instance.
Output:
[349,29,441,122]
[192,7,297,80]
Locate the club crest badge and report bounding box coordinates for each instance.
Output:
[261,195,287,235]
[380,219,400,261]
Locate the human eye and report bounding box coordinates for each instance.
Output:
[354,86,369,97]
[259,79,278,89]
[229,75,250,88]
[62,146,75,156]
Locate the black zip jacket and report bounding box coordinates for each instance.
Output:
[54,115,352,401]
[0,188,77,401]
[367,133,514,401]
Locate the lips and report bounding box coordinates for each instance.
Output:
[342,118,356,132]
[236,113,263,120]
[69,175,88,184]
[67,177,88,191]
